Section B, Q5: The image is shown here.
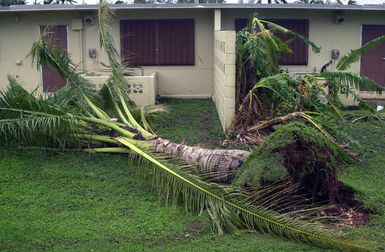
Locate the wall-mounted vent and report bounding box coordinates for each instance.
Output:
[333,11,345,24]
[83,16,95,25]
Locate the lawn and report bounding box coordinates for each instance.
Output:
[0,98,384,251]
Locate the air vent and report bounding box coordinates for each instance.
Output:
[83,16,95,25]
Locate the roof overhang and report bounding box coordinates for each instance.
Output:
[1,3,385,13]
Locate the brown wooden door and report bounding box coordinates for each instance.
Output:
[41,25,68,92]
[360,25,385,88]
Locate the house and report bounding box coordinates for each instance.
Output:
[0,3,385,130]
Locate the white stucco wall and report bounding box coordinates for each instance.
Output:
[0,9,214,98]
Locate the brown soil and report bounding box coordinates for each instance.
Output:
[323,204,370,228]
[330,184,370,228]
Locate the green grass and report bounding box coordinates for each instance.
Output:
[150,98,224,148]
[338,120,385,244]
[0,99,384,251]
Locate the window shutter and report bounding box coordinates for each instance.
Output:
[120,19,195,66]
[158,20,195,65]
[234,18,309,65]
[120,20,157,66]
[272,19,309,65]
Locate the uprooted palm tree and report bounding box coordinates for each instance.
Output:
[0,1,382,251]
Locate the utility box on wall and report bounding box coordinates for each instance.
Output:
[83,72,157,106]
[71,18,83,31]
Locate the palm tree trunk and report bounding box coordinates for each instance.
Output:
[150,138,250,183]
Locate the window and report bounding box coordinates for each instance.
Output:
[235,19,309,65]
[120,19,195,66]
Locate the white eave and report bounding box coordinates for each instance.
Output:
[1,3,385,13]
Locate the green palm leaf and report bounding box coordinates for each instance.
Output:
[261,19,321,53]
[337,35,385,71]
[0,77,85,148]
[322,71,384,93]
[0,108,81,148]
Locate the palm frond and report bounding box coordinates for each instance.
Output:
[98,0,120,68]
[84,147,130,154]
[337,35,385,71]
[322,71,384,93]
[97,0,153,139]
[260,19,321,53]
[0,77,86,148]
[0,108,82,148]
[0,76,44,113]
[97,0,133,94]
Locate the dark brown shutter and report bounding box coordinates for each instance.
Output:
[120,20,157,66]
[234,18,309,65]
[272,19,309,65]
[41,25,68,92]
[120,19,195,66]
[158,20,194,65]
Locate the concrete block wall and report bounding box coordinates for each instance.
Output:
[212,30,236,131]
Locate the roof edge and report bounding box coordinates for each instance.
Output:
[1,3,385,13]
